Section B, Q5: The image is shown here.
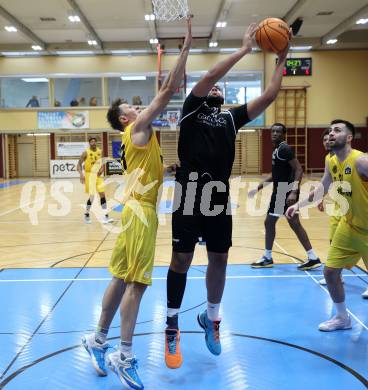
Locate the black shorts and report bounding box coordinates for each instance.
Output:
[172,211,232,253]
[268,189,299,216]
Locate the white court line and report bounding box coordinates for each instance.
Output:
[0,274,367,283]
[266,229,368,332]
[0,201,34,217]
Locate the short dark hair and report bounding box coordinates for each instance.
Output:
[88,137,97,142]
[321,127,330,138]
[330,119,355,137]
[271,122,287,133]
[107,98,124,131]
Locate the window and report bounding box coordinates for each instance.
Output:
[108,76,156,106]
[186,72,264,126]
[0,78,49,108]
[54,78,102,107]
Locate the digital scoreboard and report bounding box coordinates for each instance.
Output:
[282,58,312,76]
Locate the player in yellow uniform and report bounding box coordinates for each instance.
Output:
[77,137,113,224]
[317,128,368,297]
[286,119,368,331]
[82,19,192,389]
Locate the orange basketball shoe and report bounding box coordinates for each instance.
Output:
[165,329,183,369]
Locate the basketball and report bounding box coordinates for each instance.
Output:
[255,18,290,53]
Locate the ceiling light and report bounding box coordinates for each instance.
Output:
[290,46,312,51]
[56,50,95,55]
[209,41,218,47]
[1,51,42,56]
[4,26,17,32]
[27,133,51,136]
[356,18,368,25]
[68,15,80,22]
[326,39,337,45]
[87,40,98,46]
[145,14,155,21]
[216,21,227,28]
[110,49,151,55]
[22,78,49,82]
[239,129,256,133]
[121,76,147,81]
[149,38,158,44]
[32,45,43,51]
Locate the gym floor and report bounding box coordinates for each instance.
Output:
[0,177,367,389]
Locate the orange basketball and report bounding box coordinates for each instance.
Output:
[255,18,290,53]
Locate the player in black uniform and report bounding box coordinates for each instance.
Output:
[164,23,292,369]
[249,123,321,270]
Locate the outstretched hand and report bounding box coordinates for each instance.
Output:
[277,28,292,63]
[242,23,258,53]
[182,16,192,50]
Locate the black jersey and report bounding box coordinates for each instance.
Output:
[176,92,251,184]
[271,141,295,185]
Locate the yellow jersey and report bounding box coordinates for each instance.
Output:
[84,147,102,173]
[121,122,163,206]
[328,149,368,232]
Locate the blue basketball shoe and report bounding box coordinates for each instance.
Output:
[82,333,109,376]
[106,349,144,390]
[197,310,221,355]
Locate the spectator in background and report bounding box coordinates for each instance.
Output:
[54,100,61,107]
[79,97,87,106]
[89,96,98,106]
[132,96,142,106]
[26,96,40,108]
[70,99,79,107]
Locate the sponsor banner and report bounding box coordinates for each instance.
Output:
[50,159,79,178]
[38,111,89,129]
[57,142,88,157]
[106,160,122,175]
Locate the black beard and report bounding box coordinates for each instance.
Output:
[206,95,224,108]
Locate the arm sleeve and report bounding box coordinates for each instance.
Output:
[228,104,251,131]
[181,92,206,118]
[279,144,295,162]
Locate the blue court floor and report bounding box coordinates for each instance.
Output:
[0,264,367,389]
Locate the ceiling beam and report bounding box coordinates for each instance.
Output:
[321,4,368,45]
[283,0,309,24]
[209,0,234,45]
[0,4,46,50]
[66,0,103,50]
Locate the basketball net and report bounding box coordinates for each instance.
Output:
[152,0,189,21]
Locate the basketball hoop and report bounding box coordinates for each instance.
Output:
[152,0,190,22]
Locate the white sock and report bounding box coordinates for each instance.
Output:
[207,302,220,321]
[307,249,318,260]
[335,302,348,318]
[264,249,272,260]
[167,308,179,317]
[120,341,133,359]
[94,331,107,344]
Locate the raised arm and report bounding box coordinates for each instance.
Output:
[191,23,258,97]
[247,37,291,120]
[131,18,192,146]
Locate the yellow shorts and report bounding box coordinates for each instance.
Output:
[326,219,368,269]
[85,172,105,195]
[109,201,158,285]
[329,215,341,242]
